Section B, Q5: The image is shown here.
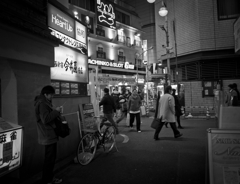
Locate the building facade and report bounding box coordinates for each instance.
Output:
[131,0,240,112]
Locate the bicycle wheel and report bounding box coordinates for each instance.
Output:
[77,133,97,165]
[103,126,116,152]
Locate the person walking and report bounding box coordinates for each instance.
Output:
[116,89,128,124]
[154,86,183,140]
[99,88,119,134]
[34,85,63,184]
[111,87,121,118]
[172,89,183,129]
[128,89,142,132]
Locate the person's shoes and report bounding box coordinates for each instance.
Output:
[154,137,159,140]
[165,123,168,128]
[47,178,62,184]
[137,130,141,133]
[174,133,183,138]
[130,126,133,130]
[178,126,184,129]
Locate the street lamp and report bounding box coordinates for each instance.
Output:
[159,1,171,86]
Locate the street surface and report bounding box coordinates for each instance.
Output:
[49,116,217,184]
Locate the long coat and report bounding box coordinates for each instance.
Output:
[157,93,176,123]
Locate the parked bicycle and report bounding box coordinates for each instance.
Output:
[76,116,117,165]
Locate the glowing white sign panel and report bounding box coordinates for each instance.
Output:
[0,128,22,177]
[75,21,87,45]
[97,0,116,29]
[50,28,87,55]
[51,45,88,83]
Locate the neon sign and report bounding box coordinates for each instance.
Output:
[96,0,116,29]
[88,59,134,70]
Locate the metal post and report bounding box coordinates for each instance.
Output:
[146,62,149,116]
[165,16,171,85]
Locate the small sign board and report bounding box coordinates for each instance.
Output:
[78,103,97,131]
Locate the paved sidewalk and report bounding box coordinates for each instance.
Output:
[36,116,217,184]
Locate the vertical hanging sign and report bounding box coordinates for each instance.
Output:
[96,0,116,29]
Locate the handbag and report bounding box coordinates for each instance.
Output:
[151,117,162,129]
[54,116,70,138]
[126,113,130,126]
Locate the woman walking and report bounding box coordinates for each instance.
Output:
[172,89,183,128]
[154,86,183,140]
[128,89,142,132]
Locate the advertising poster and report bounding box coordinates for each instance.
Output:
[0,127,22,177]
[51,45,89,83]
[208,129,240,184]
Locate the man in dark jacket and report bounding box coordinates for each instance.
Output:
[34,85,62,184]
[99,88,118,134]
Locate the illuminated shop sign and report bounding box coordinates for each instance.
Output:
[50,28,87,55]
[0,121,22,177]
[96,0,116,29]
[51,45,89,83]
[48,3,87,55]
[98,76,136,85]
[48,3,75,38]
[88,59,134,70]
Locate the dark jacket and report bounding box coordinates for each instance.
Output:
[172,94,182,116]
[111,91,121,109]
[128,93,142,112]
[34,95,60,145]
[99,93,116,114]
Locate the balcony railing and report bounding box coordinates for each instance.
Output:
[117,35,126,44]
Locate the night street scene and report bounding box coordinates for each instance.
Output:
[0,0,240,184]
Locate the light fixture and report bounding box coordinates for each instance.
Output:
[135,32,141,37]
[147,0,155,3]
[159,1,168,17]
[73,10,78,16]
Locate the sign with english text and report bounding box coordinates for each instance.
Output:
[208,129,240,184]
[48,3,87,55]
[51,45,88,83]
[88,59,134,70]
[48,3,75,38]
[96,0,116,29]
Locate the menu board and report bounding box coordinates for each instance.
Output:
[208,129,240,184]
[78,103,97,131]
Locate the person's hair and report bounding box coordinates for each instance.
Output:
[228,84,234,89]
[232,83,237,89]
[104,88,109,93]
[172,89,176,95]
[164,85,172,94]
[41,85,55,95]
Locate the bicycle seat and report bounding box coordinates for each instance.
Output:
[82,128,98,133]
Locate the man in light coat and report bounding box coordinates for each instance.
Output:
[154,86,183,140]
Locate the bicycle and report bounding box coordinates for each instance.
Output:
[76,116,118,165]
